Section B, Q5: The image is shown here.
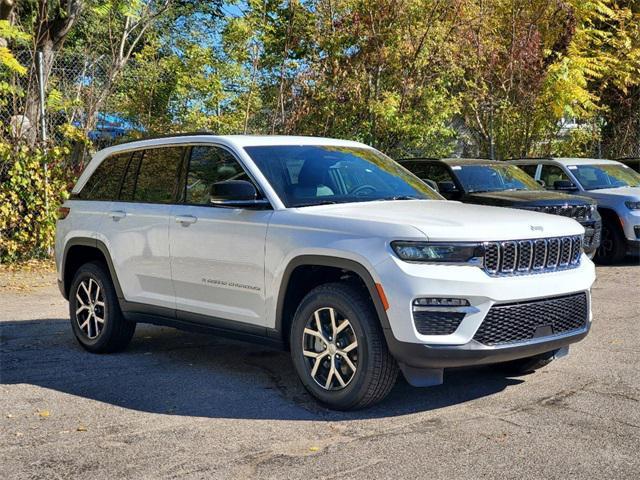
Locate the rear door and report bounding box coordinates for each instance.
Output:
[99,146,185,310]
[169,145,273,327]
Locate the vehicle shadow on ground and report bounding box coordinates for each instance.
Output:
[0,318,523,421]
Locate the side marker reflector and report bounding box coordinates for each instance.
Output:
[375,283,390,311]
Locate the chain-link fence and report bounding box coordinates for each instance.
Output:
[1,49,132,149]
[2,49,639,158]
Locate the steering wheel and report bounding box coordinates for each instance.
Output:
[349,184,378,197]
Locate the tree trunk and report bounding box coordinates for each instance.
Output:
[20,0,83,145]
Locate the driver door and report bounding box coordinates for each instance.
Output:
[169,145,273,327]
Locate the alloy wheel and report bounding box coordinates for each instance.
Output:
[75,278,105,339]
[302,307,358,391]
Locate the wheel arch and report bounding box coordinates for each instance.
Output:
[61,238,124,300]
[274,255,391,348]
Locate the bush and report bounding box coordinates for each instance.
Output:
[0,142,72,263]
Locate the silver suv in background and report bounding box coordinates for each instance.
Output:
[511,158,640,263]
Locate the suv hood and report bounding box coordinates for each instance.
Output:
[580,186,640,201]
[465,190,594,207]
[297,200,584,242]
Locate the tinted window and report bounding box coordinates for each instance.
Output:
[401,161,430,179]
[244,145,441,207]
[520,164,538,177]
[425,164,455,184]
[134,147,184,203]
[185,146,250,205]
[79,152,131,200]
[454,164,541,192]
[571,163,640,190]
[540,165,570,188]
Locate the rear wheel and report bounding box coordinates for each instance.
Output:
[595,217,626,264]
[69,261,135,353]
[290,283,398,410]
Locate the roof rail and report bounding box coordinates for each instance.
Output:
[112,131,218,146]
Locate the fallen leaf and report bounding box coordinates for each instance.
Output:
[309,446,319,452]
[38,410,50,418]
[77,426,87,432]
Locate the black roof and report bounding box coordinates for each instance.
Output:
[400,157,502,166]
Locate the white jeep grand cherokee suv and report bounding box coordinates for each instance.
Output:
[56,135,595,410]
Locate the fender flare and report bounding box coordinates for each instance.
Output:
[61,237,124,300]
[274,255,392,336]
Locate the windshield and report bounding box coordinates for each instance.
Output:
[570,164,640,190]
[454,164,541,193]
[244,145,441,207]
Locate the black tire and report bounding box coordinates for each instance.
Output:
[595,217,626,264]
[497,350,557,375]
[69,261,135,353]
[290,282,398,410]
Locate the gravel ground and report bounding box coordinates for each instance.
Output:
[1,262,639,479]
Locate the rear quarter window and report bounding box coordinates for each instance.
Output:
[78,152,131,200]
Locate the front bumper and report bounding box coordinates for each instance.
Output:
[375,254,595,346]
[385,323,589,370]
[581,219,601,254]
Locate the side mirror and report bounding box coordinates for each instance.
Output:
[536,179,546,187]
[553,179,577,191]
[437,181,458,194]
[422,178,439,192]
[210,180,270,208]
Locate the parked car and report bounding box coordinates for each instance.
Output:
[617,158,640,173]
[399,158,601,258]
[55,135,595,410]
[511,158,640,264]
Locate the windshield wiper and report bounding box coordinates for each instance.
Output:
[293,200,339,207]
[380,195,421,201]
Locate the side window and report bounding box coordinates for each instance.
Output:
[425,164,456,184]
[134,147,184,203]
[185,146,250,205]
[79,152,131,200]
[402,162,430,180]
[520,164,538,178]
[540,165,569,189]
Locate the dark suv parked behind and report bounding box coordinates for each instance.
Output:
[400,158,601,257]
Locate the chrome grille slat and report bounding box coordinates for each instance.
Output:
[483,235,583,277]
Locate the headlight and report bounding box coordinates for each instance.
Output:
[391,241,484,264]
[625,201,640,210]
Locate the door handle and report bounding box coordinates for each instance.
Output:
[109,210,126,220]
[175,215,197,226]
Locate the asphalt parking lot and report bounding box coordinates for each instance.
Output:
[1,262,639,479]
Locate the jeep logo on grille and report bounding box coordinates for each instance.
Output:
[530,225,544,232]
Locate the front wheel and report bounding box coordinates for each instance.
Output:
[595,218,626,264]
[290,283,398,410]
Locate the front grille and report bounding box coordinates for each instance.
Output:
[473,292,588,346]
[635,225,640,239]
[413,310,465,335]
[483,235,582,276]
[534,205,591,220]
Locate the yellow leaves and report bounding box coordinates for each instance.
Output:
[37,410,50,418]
[0,143,70,263]
[0,47,27,75]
